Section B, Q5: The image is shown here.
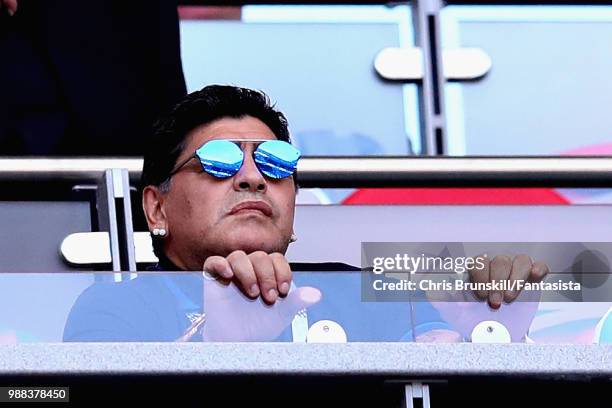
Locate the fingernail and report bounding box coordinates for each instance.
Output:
[249,284,260,297]
[490,292,502,306]
[220,267,233,279]
[279,282,289,295]
[267,288,278,300]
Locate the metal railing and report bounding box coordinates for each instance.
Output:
[1,156,612,188]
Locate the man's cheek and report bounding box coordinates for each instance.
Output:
[277,197,295,220]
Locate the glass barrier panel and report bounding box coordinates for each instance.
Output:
[0,267,609,344]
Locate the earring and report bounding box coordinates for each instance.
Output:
[153,228,167,237]
[289,233,297,243]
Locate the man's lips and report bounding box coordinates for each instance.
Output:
[228,200,273,217]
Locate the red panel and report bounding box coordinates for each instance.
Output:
[342,188,570,205]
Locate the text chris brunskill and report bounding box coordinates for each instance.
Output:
[371,278,581,292]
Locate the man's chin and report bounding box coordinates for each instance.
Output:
[224,232,286,255]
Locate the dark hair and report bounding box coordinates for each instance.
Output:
[142,84,292,189]
[141,85,295,259]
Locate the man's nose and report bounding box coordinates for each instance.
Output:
[233,152,267,193]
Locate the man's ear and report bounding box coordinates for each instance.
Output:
[142,185,167,230]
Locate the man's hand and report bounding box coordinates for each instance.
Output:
[202,277,321,342]
[425,254,549,342]
[203,251,292,304]
[1,0,18,16]
[471,254,549,309]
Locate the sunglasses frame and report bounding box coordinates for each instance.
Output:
[168,138,300,180]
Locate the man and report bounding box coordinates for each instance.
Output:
[64,85,548,342]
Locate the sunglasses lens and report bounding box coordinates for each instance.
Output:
[196,140,243,178]
[254,141,301,179]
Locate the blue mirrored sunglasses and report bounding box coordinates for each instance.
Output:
[169,139,301,180]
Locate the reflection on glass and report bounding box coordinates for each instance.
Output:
[0,271,609,344]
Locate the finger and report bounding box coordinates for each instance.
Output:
[203,256,233,280]
[270,252,292,297]
[505,254,532,303]
[249,251,279,304]
[278,286,322,322]
[489,255,512,309]
[530,261,549,283]
[227,250,259,298]
[469,253,489,301]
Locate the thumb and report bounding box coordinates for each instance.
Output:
[203,256,233,280]
[277,286,321,322]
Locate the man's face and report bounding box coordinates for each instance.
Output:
[159,116,296,270]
